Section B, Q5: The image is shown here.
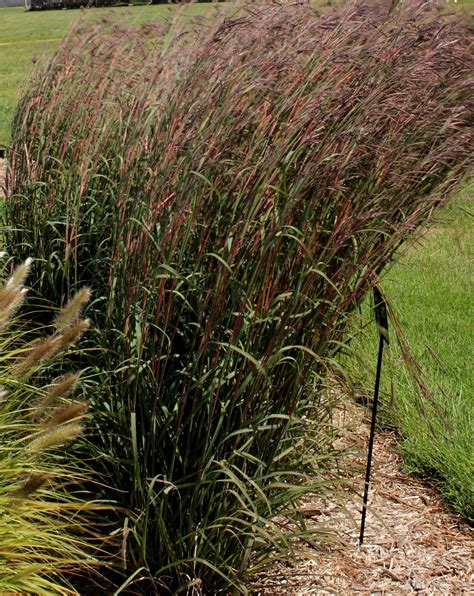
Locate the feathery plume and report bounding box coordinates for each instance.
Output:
[6,257,32,289]
[42,401,89,428]
[33,372,82,419]
[15,337,61,378]
[11,473,52,499]
[27,424,84,453]
[0,286,26,332]
[55,318,91,352]
[54,287,91,330]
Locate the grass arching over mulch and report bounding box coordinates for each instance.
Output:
[4,0,474,591]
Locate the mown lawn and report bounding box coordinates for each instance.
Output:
[346,181,473,521]
[387,183,473,521]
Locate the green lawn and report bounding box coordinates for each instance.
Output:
[346,181,473,521]
[387,184,473,521]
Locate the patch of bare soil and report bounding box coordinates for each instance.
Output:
[252,401,473,594]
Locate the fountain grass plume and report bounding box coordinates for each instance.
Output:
[0,257,101,593]
[33,371,82,420]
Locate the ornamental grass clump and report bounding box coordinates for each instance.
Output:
[0,257,97,593]
[5,0,473,591]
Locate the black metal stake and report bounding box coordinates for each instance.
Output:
[359,287,388,546]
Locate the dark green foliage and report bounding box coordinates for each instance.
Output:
[5,0,473,591]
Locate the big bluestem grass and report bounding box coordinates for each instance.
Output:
[5,0,473,591]
[0,257,101,593]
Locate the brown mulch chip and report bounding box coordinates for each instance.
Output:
[251,401,473,594]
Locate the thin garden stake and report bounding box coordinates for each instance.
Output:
[359,286,389,546]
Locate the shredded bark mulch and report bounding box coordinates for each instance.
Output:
[251,401,473,594]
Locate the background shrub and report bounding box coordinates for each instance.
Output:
[5,0,473,591]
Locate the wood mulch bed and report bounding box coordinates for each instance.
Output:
[251,400,473,594]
